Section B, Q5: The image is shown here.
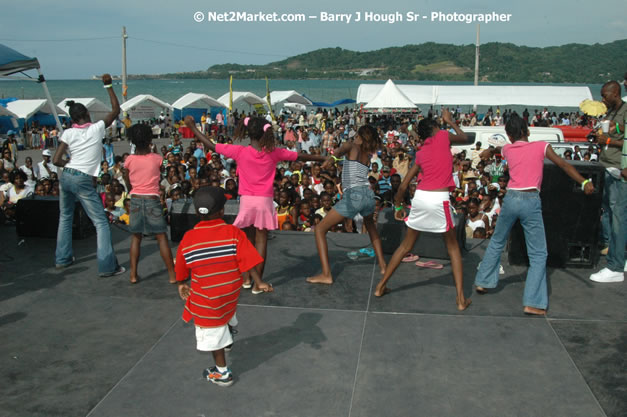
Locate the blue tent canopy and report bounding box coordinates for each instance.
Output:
[302,95,356,108]
[0,43,63,134]
[0,44,40,76]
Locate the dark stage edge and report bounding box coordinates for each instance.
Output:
[0,226,624,417]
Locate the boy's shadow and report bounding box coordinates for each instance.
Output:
[232,312,326,377]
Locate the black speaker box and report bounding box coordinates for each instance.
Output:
[170,199,239,242]
[16,197,96,239]
[377,207,466,259]
[507,160,604,268]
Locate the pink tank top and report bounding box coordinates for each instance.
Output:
[502,141,548,190]
[415,129,455,191]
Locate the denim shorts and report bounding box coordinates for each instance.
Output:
[334,185,376,218]
[129,196,167,235]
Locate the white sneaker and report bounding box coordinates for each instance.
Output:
[476,263,505,274]
[624,261,627,272]
[589,268,624,283]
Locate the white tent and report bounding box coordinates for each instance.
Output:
[217,92,266,108]
[363,79,417,109]
[58,97,111,122]
[283,103,307,112]
[171,92,224,109]
[120,94,171,120]
[0,105,18,118]
[357,83,593,107]
[270,90,312,106]
[6,99,67,120]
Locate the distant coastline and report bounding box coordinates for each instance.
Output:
[127,40,626,84]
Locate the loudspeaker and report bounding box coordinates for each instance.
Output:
[170,199,239,242]
[377,207,466,259]
[16,197,96,239]
[508,160,604,268]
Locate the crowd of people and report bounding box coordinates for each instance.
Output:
[0,106,606,240]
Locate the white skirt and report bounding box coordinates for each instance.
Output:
[195,314,238,351]
[405,190,455,233]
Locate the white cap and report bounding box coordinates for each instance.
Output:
[42,149,52,156]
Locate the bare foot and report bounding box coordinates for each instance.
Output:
[475,286,488,295]
[456,297,472,311]
[374,283,390,297]
[169,274,177,284]
[379,264,387,275]
[306,274,333,285]
[130,276,139,284]
[523,306,546,316]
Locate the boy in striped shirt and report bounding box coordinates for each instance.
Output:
[176,187,273,386]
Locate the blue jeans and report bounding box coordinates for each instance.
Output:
[601,172,627,272]
[474,190,548,309]
[55,168,119,274]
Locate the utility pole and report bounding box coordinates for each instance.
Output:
[473,24,480,111]
[122,26,128,103]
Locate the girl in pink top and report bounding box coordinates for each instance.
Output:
[375,109,472,311]
[185,115,330,292]
[123,124,176,284]
[474,114,594,316]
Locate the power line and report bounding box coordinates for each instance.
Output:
[0,37,118,42]
[129,36,289,59]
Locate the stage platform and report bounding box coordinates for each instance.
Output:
[0,225,625,417]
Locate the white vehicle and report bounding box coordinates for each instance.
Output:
[454,126,565,154]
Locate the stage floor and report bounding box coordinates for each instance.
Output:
[0,225,625,417]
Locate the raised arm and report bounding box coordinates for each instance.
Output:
[545,145,595,194]
[102,74,120,128]
[184,116,216,152]
[442,108,468,144]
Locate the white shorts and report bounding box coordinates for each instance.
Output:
[195,314,238,352]
[405,190,455,233]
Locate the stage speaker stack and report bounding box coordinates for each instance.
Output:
[507,160,604,268]
[16,197,96,239]
[377,207,466,259]
[170,199,239,242]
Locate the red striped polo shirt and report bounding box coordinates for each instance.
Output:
[175,219,263,328]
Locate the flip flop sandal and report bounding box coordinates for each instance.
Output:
[252,283,272,295]
[415,261,444,269]
[242,282,252,289]
[402,253,420,263]
[359,248,375,257]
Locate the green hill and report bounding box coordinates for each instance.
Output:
[130,40,626,83]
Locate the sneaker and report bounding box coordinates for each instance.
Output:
[99,266,126,277]
[589,268,624,283]
[203,366,233,387]
[55,256,76,269]
[476,263,505,275]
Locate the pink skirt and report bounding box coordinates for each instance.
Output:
[233,195,278,230]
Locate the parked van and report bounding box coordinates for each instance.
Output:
[454,126,565,154]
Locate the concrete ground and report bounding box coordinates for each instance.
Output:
[0,222,625,417]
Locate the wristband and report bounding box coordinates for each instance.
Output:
[581,179,591,191]
[394,205,403,212]
[103,84,112,89]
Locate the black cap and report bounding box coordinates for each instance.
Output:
[193,186,226,216]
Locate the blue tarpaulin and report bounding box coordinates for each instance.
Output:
[302,95,356,108]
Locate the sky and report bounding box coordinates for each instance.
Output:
[0,0,625,79]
